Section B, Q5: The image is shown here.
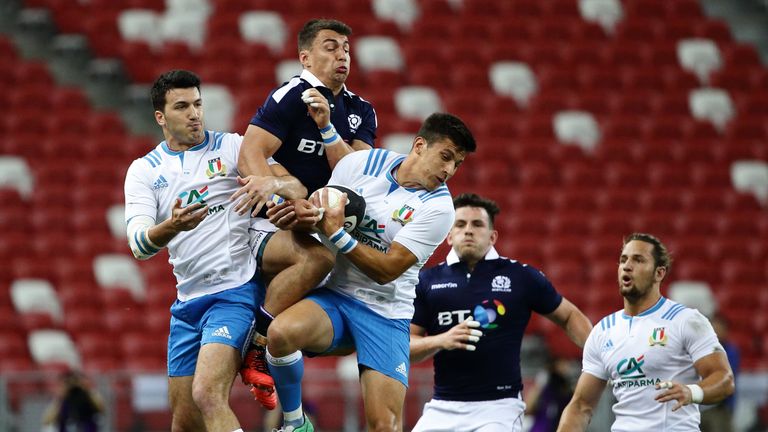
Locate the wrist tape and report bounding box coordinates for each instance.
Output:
[319,124,341,147]
[329,227,357,253]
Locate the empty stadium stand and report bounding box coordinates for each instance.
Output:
[2,0,767,429]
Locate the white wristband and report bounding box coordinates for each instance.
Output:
[319,124,342,147]
[686,384,704,404]
[328,227,357,254]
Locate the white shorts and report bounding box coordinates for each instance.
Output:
[412,397,526,432]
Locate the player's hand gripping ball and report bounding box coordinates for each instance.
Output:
[310,185,366,233]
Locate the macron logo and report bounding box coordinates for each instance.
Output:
[395,362,407,377]
[152,175,169,190]
[212,326,232,339]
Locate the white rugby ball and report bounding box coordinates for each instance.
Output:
[310,185,366,233]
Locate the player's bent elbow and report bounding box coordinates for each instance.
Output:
[720,371,736,400]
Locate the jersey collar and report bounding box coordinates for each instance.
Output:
[446,246,500,266]
[621,296,667,319]
[160,130,210,155]
[300,69,347,94]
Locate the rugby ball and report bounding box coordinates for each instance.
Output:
[310,185,366,233]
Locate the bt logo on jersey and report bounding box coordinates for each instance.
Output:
[297,138,325,156]
[437,310,472,326]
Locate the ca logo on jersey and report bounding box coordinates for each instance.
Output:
[649,327,667,346]
[205,157,227,178]
[617,355,646,380]
[178,186,209,207]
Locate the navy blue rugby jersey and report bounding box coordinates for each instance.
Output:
[250,69,377,195]
[412,248,562,402]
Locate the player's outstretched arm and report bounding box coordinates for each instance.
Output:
[409,319,483,363]
[654,351,734,411]
[545,298,593,348]
[238,124,281,178]
[231,162,307,216]
[128,199,207,260]
[235,125,305,215]
[557,373,606,432]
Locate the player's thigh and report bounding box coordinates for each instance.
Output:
[168,376,204,431]
[260,230,332,276]
[193,342,240,395]
[268,298,335,353]
[360,368,406,432]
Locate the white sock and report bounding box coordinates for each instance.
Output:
[284,405,304,424]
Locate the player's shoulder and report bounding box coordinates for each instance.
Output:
[207,130,242,149]
[132,144,165,170]
[414,183,452,205]
[355,148,405,175]
[343,87,375,109]
[270,75,309,104]
[418,261,456,283]
[596,311,621,333]
[658,298,692,322]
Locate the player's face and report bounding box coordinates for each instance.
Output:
[448,206,497,262]
[413,138,466,191]
[156,87,204,146]
[301,30,350,91]
[618,240,664,302]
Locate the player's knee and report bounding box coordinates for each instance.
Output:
[191,377,228,416]
[266,317,300,355]
[367,410,400,432]
[367,418,400,432]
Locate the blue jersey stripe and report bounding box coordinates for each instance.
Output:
[666,305,687,320]
[363,149,376,175]
[371,149,385,176]
[374,149,391,176]
[661,304,685,320]
[422,191,451,202]
[142,156,157,167]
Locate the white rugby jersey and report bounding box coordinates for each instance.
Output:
[326,148,455,319]
[124,130,257,301]
[582,296,724,431]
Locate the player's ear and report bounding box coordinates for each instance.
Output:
[299,49,311,67]
[412,137,426,154]
[155,110,165,126]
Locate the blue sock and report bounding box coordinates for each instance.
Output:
[266,348,305,427]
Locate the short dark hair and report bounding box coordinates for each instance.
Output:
[298,19,352,51]
[417,113,477,153]
[150,70,201,112]
[623,232,673,275]
[453,193,500,228]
